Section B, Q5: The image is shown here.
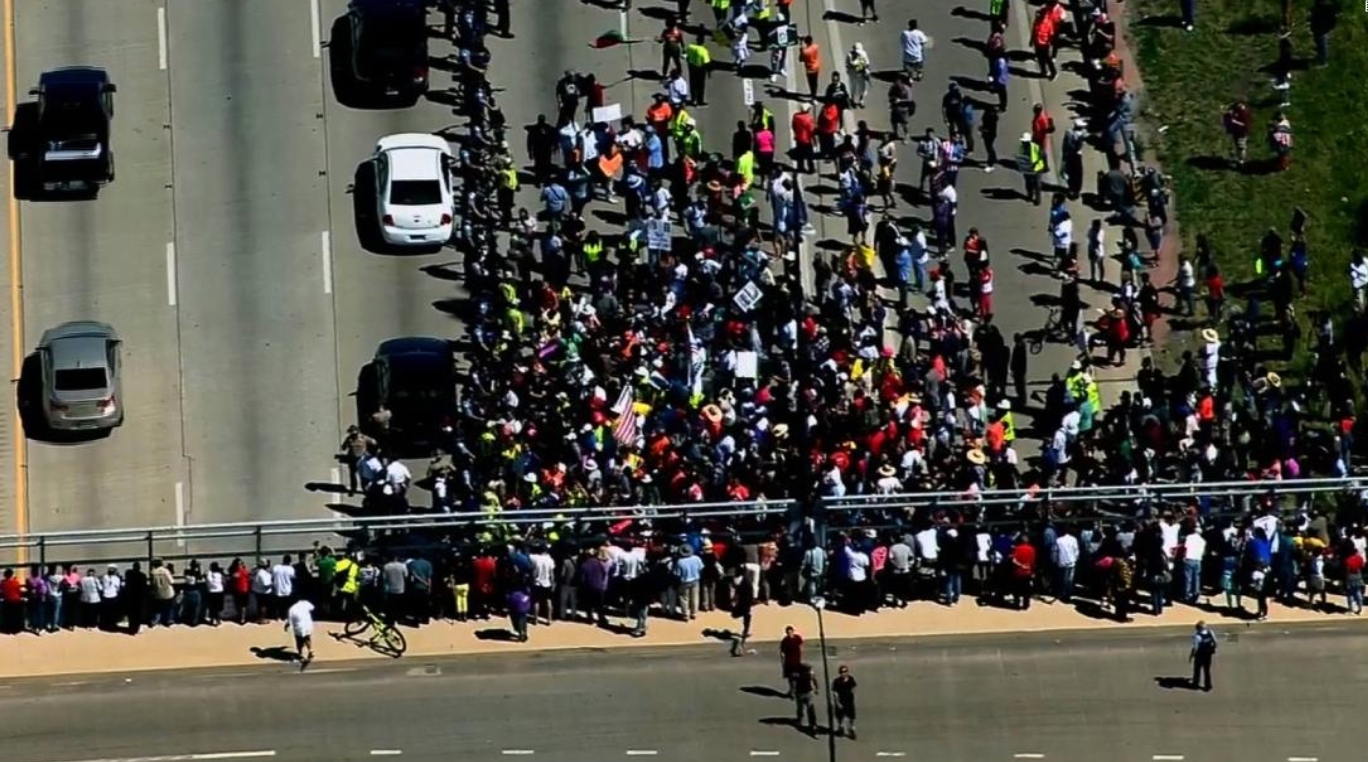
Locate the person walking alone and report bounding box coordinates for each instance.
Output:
[1189,620,1218,691]
[832,664,858,739]
[730,569,754,656]
[285,597,316,670]
[793,663,820,735]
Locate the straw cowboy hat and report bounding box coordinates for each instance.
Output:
[772,423,791,439]
[1266,371,1282,389]
[966,449,988,466]
[878,464,897,478]
[1201,328,1220,344]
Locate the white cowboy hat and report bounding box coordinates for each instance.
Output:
[966,449,988,466]
[878,464,897,478]
[1201,328,1220,344]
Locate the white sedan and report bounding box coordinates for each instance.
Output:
[373,133,455,246]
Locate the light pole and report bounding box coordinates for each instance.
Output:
[810,596,837,762]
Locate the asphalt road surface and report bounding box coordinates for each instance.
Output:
[0,0,1099,560]
[1,624,1363,762]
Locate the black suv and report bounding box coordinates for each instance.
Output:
[347,0,429,105]
[358,336,457,453]
[9,67,117,197]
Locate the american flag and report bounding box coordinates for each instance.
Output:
[612,386,638,447]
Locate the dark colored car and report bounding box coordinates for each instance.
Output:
[348,0,429,105]
[360,336,456,451]
[10,66,117,195]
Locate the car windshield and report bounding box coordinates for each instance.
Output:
[54,367,107,392]
[390,179,442,206]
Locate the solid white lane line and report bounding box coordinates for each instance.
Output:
[157,6,168,70]
[309,0,322,58]
[51,680,91,687]
[300,667,357,674]
[369,752,402,757]
[625,752,658,757]
[165,242,177,306]
[749,753,781,758]
[329,466,342,486]
[74,753,278,762]
[320,230,333,293]
[501,752,535,757]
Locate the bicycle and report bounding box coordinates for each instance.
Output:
[1026,306,1066,355]
[341,602,408,656]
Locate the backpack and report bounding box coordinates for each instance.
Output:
[1197,629,1218,654]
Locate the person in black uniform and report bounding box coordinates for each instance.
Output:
[1189,620,1218,691]
[832,664,858,739]
[793,663,819,734]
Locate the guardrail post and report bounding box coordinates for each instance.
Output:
[146,531,155,568]
[38,535,46,569]
[254,525,263,562]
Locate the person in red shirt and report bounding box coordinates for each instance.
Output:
[779,625,805,697]
[1203,262,1225,320]
[1010,535,1037,610]
[791,104,817,173]
[1,569,24,634]
[472,550,498,621]
[1344,552,1364,614]
[1032,8,1059,80]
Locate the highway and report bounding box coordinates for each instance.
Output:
[0,0,1106,561]
[1,625,1362,762]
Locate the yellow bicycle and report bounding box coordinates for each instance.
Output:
[341,602,408,656]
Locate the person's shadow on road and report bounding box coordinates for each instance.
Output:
[251,646,297,663]
[1154,676,1198,690]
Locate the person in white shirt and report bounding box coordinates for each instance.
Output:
[529,545,556,625]
[1087,218,1107,284]
[915,526,940,565]
[273,555,297,613]
[843,542,872,612]
[206,562,226,626]
[99,565,122,632]
[899,19,929,80]
[285,598,316,669]
[78,567,101,628]
[252,560,274,622]
[1181,530,1207,603]
[1052,529,1080,602]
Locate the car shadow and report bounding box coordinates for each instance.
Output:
[16,353,112,444]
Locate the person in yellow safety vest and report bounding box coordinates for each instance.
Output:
[750,102,775,133]
[498,281,517,307]
[737,148,756,188]
[997,401,1016,443]
[504,305,526,336]
[754,0,772,21]
[1016,133,1046,206]
[497,164,519,223]
[670,107,692,139]
[677,122,703,160]
[582,232,605,274]
[684,35,712,107]
[709,0,732,29]
[1083,377,1102,432]
[333,554,361,620]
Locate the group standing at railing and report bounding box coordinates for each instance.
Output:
[3,490,1365,637]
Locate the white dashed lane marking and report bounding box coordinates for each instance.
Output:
[1014,755,1046,760]
[369,752,402,757]
[749,753,781,758]
[624,753,658,757]
[875,753,906,758]
[156,6,168,70]
[1288,758,1319,762]
[501,752,535,757]
[1153,756,1186,761]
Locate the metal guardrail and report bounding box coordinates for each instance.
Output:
[821,477,1367,513]
[0,499,799,568]
[1,477,1362,570]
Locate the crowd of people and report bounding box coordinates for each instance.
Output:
[3,1,1364,641]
